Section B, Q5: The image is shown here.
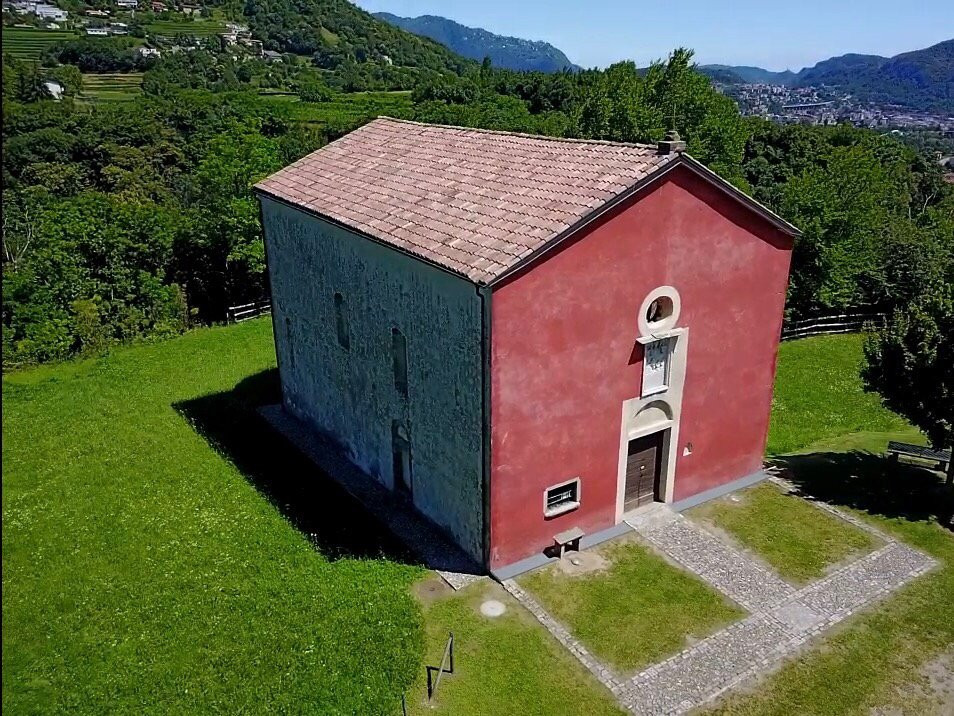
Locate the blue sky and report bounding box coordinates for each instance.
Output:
[355,0,953,71]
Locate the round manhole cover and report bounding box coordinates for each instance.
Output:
[480,599,506,618]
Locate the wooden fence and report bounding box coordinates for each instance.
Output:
[226,300,271,324]
[781,309,886,341]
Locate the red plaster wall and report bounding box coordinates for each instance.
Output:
[488,166,793,569]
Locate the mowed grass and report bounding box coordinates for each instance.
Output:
[706,511,954,715]
[3,319,952,714]
[2,318,425,713]
[520,540,744,672]
[2,28,78,60]
[704,334,954,714]
[80,73,143,102]
[689,483,877,584]
[405,578,624,715]
[767,334,913,455]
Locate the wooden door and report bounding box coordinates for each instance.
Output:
[624,432,663,510]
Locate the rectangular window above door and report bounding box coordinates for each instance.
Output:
[642,337,673,396]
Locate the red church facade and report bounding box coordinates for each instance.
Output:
[255,118,797,578]
[488,168,793,570]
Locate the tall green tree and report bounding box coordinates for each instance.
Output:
[573,49,748,180]
[176,129,284,319]
[862,283,954,491]
[781,145,906,315]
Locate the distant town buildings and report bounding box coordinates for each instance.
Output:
[720,81,954,132]
[3,1,68,22]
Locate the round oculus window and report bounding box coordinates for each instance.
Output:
[637,286,681,336]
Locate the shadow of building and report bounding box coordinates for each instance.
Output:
[174,369,419,564]
[773,450,952,529]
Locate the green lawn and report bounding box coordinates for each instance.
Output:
[689,482,877,584]
[405,578,624,715]
[705,334,954,714]
[706,505,953,715]
[768,334,914,455]
[1,28,78,60]
[2,318,424,713]
[4,320,952,714]
[520,539,744,672]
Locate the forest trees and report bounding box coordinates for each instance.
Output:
[1,86,317,367]
[574,49,748,180]
[744,122,953,318]
[3,46,952,367]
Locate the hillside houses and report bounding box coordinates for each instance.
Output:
[3,1,68,22]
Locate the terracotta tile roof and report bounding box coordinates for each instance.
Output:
[255,118,683,284]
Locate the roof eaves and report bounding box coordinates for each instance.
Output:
[253,187,485,284]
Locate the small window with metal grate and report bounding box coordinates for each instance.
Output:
[544,478,580,517]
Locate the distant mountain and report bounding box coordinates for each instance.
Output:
[700,64,797,86]
[794,40,954,110]
[373,12,580,73]
[701,40,954,111]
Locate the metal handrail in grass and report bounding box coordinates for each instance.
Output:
[426,632,455,701]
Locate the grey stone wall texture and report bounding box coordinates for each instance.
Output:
[260,196,485,563]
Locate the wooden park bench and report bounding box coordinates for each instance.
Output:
[886,441,951,473]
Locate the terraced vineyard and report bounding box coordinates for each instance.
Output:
[2,28,78,60]
[260,91,414,132]
[80,73,144,102]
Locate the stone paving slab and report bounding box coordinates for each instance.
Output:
[621,613,793,715]
[769,600,825,633]
[630,512,796,611]
[506,495,938,716]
